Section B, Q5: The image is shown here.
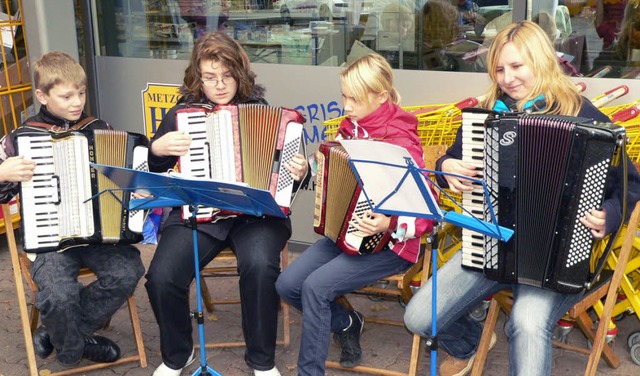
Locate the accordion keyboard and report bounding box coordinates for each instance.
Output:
[460,110,491,270]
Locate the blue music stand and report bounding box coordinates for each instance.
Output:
[339,140,512,376]
[91,164,286,376]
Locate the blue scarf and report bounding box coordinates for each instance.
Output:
[493,94,546,113]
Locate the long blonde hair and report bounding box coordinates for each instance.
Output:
[340,53,400,106]
[481,21,582,116]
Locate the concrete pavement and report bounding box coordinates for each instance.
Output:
[1,240,639,375]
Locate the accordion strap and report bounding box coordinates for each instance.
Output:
[24,116,97,133]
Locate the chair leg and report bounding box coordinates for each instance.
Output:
[30,305,39,333]
[281,302,290,348]
[127,295,148,367]
[471,297,501,376]
[408,333,422,376]
[200,276,215,313]
[4,204,39,376]
[573,311,619,368]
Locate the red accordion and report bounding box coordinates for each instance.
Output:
[313,141,393,256]
[176,103,305,222]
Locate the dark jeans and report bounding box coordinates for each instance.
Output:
[145,217,289,371]
[31,245,144,364]
[275,237,412,376]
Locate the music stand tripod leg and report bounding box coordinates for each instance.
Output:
[424,234,438,376]
[189,212,223,376]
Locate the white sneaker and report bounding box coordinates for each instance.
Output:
[153,348,196,376]
[254,366,281,376]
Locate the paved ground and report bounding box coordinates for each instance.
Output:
[1,237,640,376]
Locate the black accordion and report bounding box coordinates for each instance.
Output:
[15,129,149,252]
[460,109,625,293]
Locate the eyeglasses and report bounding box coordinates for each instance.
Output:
[201,75,235,87]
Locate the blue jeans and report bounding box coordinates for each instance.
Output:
[404,250,584,376]
[276,237,412,376]
[31,245,144,365]
[145,217,289,371]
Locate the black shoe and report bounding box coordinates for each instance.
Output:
[32,326,54,359]
[83,335,121,363]
[333,310,364,368]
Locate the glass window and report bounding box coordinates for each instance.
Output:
[92,1,640,78]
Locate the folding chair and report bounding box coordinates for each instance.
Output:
[325,248,432,376]
[199,244,291,348]
[2,204,147,376]
[471,201,640,376]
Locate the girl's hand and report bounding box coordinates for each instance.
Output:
[350,210,390,237]
[441,158,479,193]
[579,208,607,239]
[151,131,192,157]
[0,156,36,183]
[286,153,308,181]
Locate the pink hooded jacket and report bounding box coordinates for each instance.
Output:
[336,101,436,263]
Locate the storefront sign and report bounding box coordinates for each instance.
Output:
[141,83,181,137]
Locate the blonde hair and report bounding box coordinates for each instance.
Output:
[481,21,582,116]
[33,51,87,94]
[340,53,400,106]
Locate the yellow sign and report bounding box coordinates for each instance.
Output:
[141,83,181,137]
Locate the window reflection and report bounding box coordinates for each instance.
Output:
[93,0,640,78]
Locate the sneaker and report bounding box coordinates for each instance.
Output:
[153,348,196,376]
[82,335,121,363]
[332,310,365,368]
[254,366,281,376]
[438,332,497,376]
[32,326,54,359]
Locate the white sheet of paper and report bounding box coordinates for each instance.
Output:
[0,10,17,49]
[339,139,440,218]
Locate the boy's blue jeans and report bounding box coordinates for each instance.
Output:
[276,237,412,376]
[404,250,584,376]
[31,245,144,364]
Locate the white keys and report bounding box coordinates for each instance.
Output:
[460,111,491,270]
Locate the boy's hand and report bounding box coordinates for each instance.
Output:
[285,154,308,181]
[579,208,607,239]
[151,131,192,157]
[0,156,36,183]
[441,158,478,193]
[350,210,390,237]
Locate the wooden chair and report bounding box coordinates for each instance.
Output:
[471,201,640,376]
[325,243,432,376]
[2,204,147,376]
[198,244,291,349]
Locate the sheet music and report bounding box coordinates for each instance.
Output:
[91,164,286,218]
[339,139,440,218]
